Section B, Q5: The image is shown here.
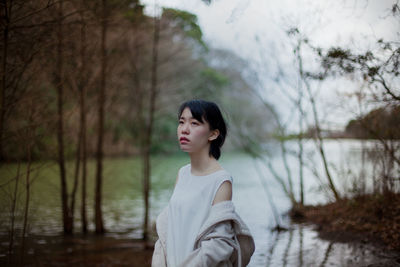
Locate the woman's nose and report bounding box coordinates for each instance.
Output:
[181,123,189,134]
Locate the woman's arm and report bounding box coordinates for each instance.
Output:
[212,181,232,205]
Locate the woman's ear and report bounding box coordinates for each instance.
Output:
[208,129,220,141]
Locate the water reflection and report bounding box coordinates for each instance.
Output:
[265,231,279,267]
[319,241,334,267]
[282,230,293,267]
[298,225,303,267]
[251,223,400,266]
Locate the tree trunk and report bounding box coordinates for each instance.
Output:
[70,128,81,228]
[142,15,160,241]
[279,137,295,203]
[81,85,88,233]
[94,0,107,234]
[79,11,88,233]
[295,47,305,205]
[21,111,33,263]
[0,0,12,162]
[8,161,20,260]
[298,119,304,205]
[56,0,73,234]
[307,89,340,201]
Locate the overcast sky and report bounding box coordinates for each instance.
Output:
[141,0,398,130]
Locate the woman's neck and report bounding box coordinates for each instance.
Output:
[189,150,222,176]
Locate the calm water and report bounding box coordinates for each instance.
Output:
[1,139,399,266]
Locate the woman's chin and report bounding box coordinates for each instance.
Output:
[179,145,190,152]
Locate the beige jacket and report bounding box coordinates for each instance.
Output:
[151,201,255,267]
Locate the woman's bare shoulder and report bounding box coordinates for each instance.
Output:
[212,180,232,205]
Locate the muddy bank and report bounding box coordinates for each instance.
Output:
[288,193,400,267]
[290,193,400,251]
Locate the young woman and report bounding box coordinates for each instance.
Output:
[152,99,255,267]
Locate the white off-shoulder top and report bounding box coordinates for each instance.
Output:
[166,163,233,266]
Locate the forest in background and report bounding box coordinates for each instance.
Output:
[0,0,275,260]
[1,1,272,162]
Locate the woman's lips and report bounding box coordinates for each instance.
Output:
[180,137,189,144]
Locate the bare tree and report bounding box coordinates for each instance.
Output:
[78,8,89,232]
[141,13,160,242]
[94,0,108,234]
[297,3,400,196]
[0,0,54,161]
[287,29,340,201]
[67,0,90,233]
[296,86,305,205]
[54,0,74,234]
[247,85,298,205]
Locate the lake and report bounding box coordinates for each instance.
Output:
[0,139,399,266]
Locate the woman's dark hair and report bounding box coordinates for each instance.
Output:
[178,99,227,160]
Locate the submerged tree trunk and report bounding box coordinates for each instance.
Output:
[55,0,73,234]
[70,128,81,229]
[8,161,20,259]
[21,146,31,261]
[142,15,160,242]
[21,109,33,262]
[80,89,88,233]
[79,16,88,233]
[94,0,107,234]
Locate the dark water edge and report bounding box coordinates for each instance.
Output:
[288,223,400,267]
[0,233,154,267]
[2,226,400,267]
[249,221,400,267]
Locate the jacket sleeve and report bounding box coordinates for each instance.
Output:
[152,206,168,267]
[178,220,236,267]
[152,238,167,267]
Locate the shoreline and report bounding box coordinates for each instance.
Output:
[1,235,155,266]
[290,193,400,252]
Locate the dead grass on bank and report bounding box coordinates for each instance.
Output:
[290,193,400,251]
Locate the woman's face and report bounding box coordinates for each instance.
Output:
[177,107,218,154]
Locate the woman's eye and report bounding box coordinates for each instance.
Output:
[178,120,184,124]
[191,121,199,125]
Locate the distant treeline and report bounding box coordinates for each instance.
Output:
[345,105,400,139]
[297,105,400,140]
